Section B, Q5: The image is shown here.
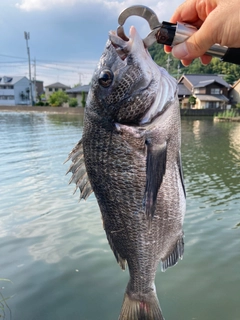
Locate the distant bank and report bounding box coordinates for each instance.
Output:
[0,105,84,115]
[1,106,240,118]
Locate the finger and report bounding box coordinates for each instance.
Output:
[200,54,212,65]
[169,0,199,24]
[164,45,172,54]
[181,59,193,67]
[171,18,215,61]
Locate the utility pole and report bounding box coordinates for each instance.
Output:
[78,72,83,85]
[177,63,181,80]
[166,55,172,73]
[24,31,34,106]
[33,58,37,100]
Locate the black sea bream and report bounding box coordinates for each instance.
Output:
[66,26,186,320]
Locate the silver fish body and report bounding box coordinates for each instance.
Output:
[67,26,186,320]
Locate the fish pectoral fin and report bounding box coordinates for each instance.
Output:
[161,237,184,272]
[178,151,186,198]
[106,232,127,270]
[65,139,93,201]
[143,140,167,218]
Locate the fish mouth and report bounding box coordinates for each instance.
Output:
[109,25,145,60]
[109,30,130,60]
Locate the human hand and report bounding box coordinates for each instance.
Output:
[165,0,240,66]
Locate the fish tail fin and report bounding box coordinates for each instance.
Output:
[118,290,165,320]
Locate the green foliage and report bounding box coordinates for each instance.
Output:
[40,94,45,100]
[69,98,78,107]
[188,95,196,106]
[49,91,69,107]
[81,91,86,108]
[235,103,240,109]
[149,43,240,84]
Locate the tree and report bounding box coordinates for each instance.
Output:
[49,91,69,107]
[81,91,86,107]
[69,98,78,107]
[188,95,196,107]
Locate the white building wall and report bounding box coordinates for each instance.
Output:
[14,77,32,105]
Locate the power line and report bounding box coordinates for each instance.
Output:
[0,53,27,60]
[0,53,97,66]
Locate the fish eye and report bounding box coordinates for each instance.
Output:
[98,69,114,88]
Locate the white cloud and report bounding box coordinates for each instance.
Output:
[15,0,174,18]
[15,0,82,11]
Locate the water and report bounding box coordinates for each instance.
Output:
[0,112,239,320]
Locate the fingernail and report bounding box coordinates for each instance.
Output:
[172,42,189,59]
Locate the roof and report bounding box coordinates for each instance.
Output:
[66,84,90,93]
[45,82,71,89]
[195,94,229,102]
[179,74,231,88]
[0,76,27,85]
[177,83,192,96]
[231,78,240,89]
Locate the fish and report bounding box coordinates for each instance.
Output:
[66,25,186,320]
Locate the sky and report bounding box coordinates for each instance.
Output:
[0,0,183,87]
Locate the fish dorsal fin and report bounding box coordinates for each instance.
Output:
[143,140,167,219]
[65,139,93,200]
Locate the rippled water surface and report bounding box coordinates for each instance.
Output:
[0,112,239,320]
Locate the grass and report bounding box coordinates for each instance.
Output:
[215,109,239,118]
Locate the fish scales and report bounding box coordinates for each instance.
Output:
[67,25,186,320]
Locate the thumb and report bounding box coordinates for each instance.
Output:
[172,21,215,61]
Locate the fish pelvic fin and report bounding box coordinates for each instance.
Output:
[143,140,167,219]
[65,139,93,201]
[118,290,165,320]
[161,237,184,272]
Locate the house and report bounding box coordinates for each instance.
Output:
[178,74,230,109]
[45,82,71,100]
[35,80,44,97]
[66,84,90,107]
[0,75,35,106]
[178,82,192,108]
[229,79,240,106]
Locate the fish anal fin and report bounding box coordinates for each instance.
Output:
[161,237,184,272]
[143,140,167,219]
[118,290,165,320]
[106,232,127,270]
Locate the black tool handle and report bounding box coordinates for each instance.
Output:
[159,21,240,65]
[221,48,240,65]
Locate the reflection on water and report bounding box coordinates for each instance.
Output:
[0,113,240,320]
[229,124,240,164]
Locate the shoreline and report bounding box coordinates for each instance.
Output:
[214,116,240,122]
[0,105,85,115]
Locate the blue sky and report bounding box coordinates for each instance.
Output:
[0,0,183,86]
